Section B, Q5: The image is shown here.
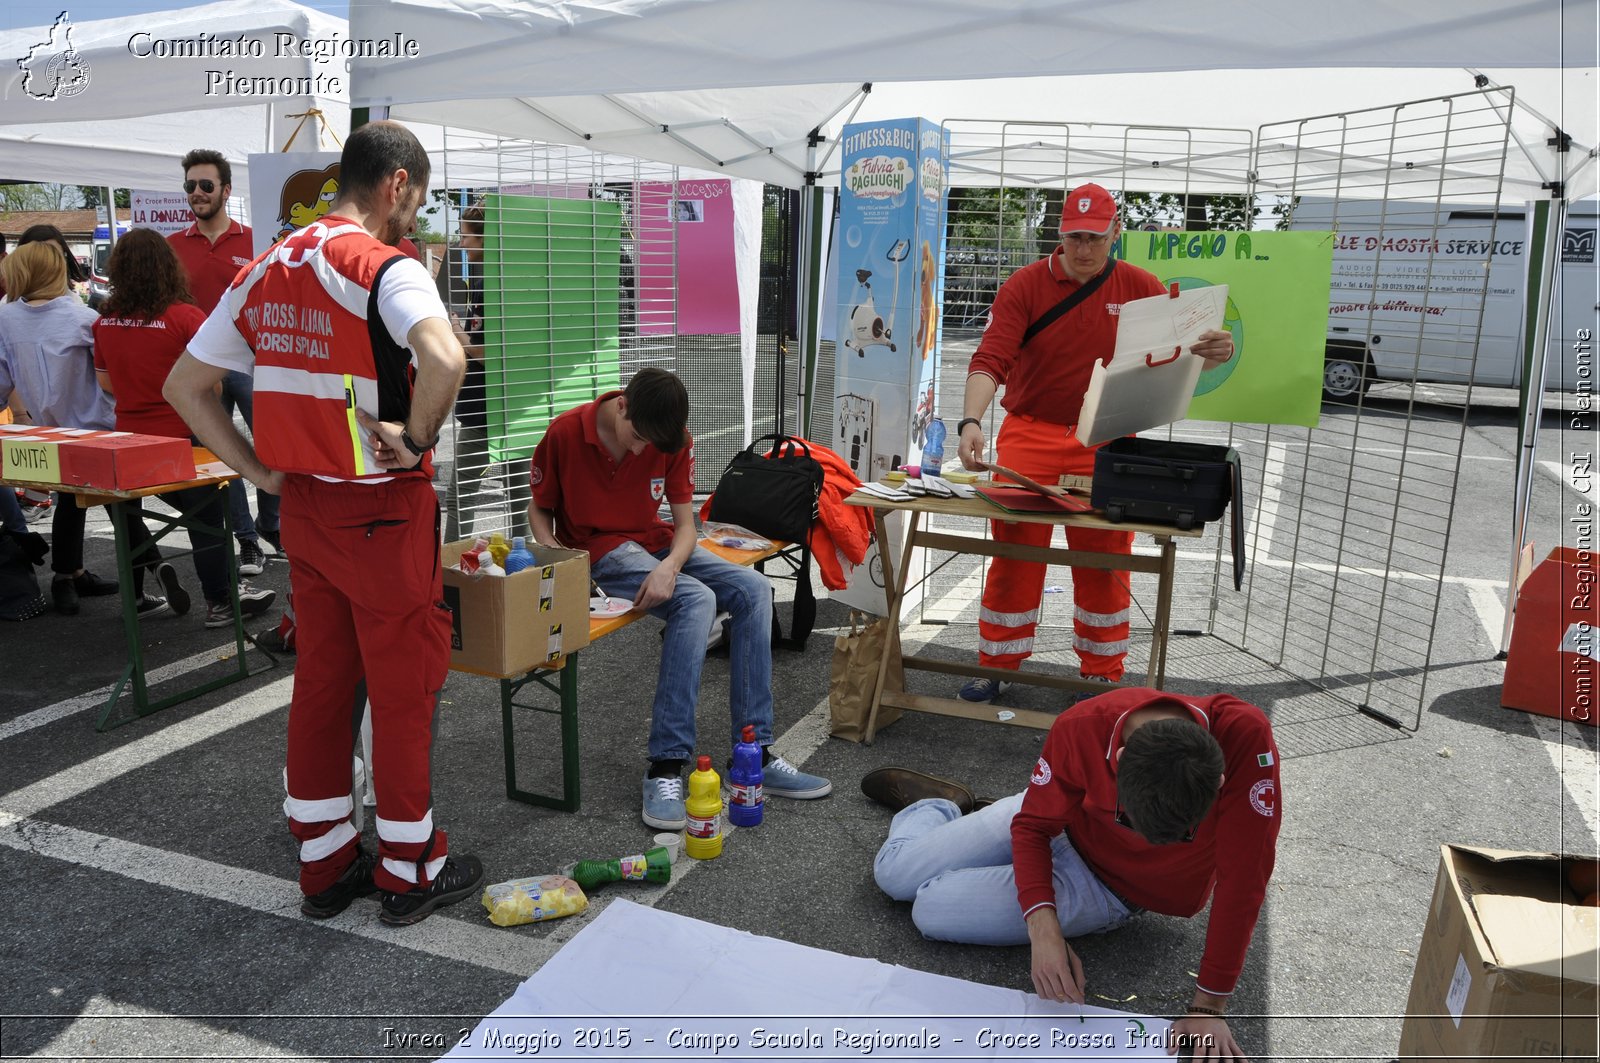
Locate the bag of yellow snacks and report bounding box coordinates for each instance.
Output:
[481,875,588,927]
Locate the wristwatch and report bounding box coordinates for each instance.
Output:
[399,427,438,457]
[956,417,983,435]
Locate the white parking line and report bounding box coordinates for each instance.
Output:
[1463,581,1600,845]
[0,645,255,743]
[0,814,548,978]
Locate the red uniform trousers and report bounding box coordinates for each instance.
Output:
[280,474,455,895]
[979,414,1134,679]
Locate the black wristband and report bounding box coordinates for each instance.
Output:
[400,428,438,457]
[956,417,982,435]
[1185,1005,1225,1017]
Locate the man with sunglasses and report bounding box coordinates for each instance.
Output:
[169,148,278,578]
[870,686,1280,1061]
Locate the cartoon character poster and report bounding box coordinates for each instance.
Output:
[246,152,343,256]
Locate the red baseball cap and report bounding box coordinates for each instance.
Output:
[1060,183,1118,235]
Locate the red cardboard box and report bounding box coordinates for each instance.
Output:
[0,426,195,490]
[1502,546,1599,727]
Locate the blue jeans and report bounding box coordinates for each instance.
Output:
[590,540,774,763]
[220,370,279,541]
[873,794,1135,945]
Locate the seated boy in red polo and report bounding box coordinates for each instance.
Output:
[528,368,832,829]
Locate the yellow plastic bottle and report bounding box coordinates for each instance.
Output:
[684,755,724,860]
[487,532,510,568]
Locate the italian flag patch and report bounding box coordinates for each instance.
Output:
[1257,753,1274,768]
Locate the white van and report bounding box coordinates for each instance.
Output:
[1288,197,1598,399]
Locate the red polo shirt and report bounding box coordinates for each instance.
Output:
[92,302,209,439]
[168,220,254,312]
[968,255,1165,425]
[530,392,695,563]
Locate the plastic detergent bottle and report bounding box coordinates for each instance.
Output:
[504,536,535,574]
[487,532,511,568]
[727,725,764,827]
[567,847,672,890]
[684,756,724,860]
[920,417,947,476]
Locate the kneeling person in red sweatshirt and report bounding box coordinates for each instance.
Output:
[870,687,1280,1062]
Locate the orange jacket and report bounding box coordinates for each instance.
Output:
[699,436,872,590]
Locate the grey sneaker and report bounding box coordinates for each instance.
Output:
[641,773,687,830]
[763,754,832,799]
[958,676,1011,702]
[237,539,265,576]
[135,595,170,620]
[1072,675,1116,704]
[204,583,276,628]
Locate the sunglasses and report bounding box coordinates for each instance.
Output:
[1114,803,1197,844]
[183,179,217,194]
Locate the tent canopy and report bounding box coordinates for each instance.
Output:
[349,0,1597,199]
[0,0,350,194]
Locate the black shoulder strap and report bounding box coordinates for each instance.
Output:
[1021,260,1116,347]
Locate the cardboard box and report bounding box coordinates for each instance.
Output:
[0,425,195,490]
[1399,845,1600,1062]
[440,540,590,676]
[1503,546,1599,727]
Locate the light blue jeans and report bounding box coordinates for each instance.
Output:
[590,540,774,763]
[873,794,1136,945]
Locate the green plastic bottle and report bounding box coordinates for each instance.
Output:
[684,755,724,860]
[568,847,672,890]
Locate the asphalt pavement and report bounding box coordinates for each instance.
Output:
[1,385,1595,1062]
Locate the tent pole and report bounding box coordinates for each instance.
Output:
[797,129,827,439]
[1501,194,1567,654]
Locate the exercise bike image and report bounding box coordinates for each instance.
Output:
[844,238,911,356]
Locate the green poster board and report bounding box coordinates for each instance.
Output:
[482,194,622,463]
[1117,230,1333,428]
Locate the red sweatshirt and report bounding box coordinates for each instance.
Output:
[1011,687,1281,995]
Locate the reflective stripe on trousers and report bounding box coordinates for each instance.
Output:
[978,414,1133,679]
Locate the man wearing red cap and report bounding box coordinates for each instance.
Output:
[955,183,1234,701]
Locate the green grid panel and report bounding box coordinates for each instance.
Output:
[483,194,622,463]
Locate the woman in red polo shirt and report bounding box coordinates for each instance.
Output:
[92,229,274,626]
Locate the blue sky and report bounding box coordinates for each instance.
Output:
[9,1,348,31]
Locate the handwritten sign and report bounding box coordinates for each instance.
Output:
[2,436,61,484]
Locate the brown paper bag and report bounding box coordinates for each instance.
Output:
[829,610,905,742]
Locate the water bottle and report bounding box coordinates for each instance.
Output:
[920,416,947,476]
[504,536,535,573]
[566,847,672,890]
[728,725,764,827]
[684,756,724,860]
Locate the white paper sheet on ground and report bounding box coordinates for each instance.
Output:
[1077,284,1228,446]
[441,900,1171,1060]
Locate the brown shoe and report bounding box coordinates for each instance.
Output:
[860,767,976,814]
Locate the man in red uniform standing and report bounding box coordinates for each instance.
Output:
[165,121,482,926]
[956,184,1235,701]
[168,148,277,577]
[870,686,1281,1062]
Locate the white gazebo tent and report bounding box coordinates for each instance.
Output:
[348,0,1597,737]
[0,0,354,197]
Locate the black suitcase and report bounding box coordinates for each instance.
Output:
[1091,437,1247,590]
[1091,437,1237,531]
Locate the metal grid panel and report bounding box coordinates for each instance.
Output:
[433,131,681,535]
[915,94,1511,747]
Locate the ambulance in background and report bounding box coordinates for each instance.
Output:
[1287,197,1598,400]
[87,222,130,309]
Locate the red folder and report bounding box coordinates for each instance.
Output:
[975,484,1091,514]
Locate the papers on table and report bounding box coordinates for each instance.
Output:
[856,475,977,502]
[1077,283,1228,445]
